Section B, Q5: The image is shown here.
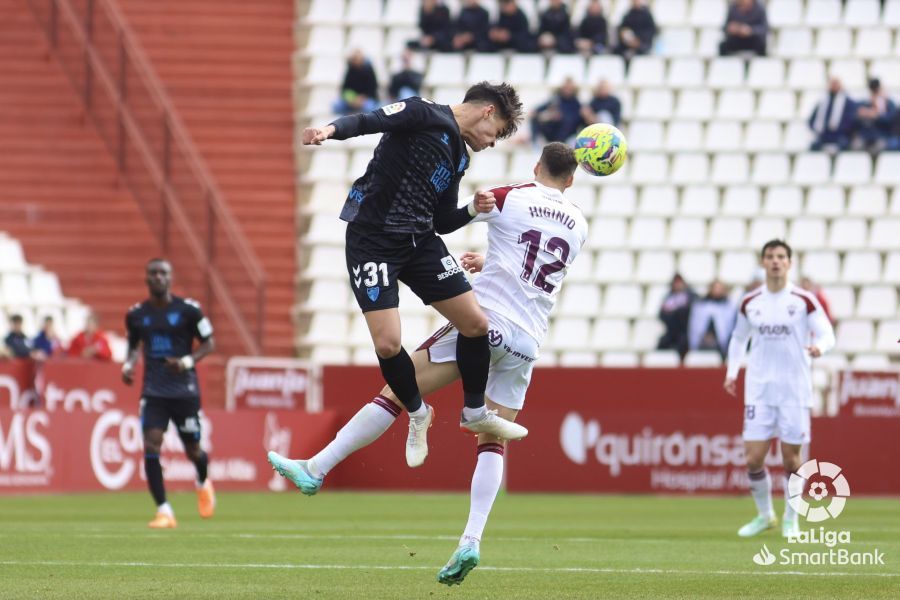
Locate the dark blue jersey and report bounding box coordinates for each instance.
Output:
[125,296,213,399]
[330,97,471,235]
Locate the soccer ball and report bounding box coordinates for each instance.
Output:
[573,123,628,177]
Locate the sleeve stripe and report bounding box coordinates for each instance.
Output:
[740,290,763,316]
[790,290,816,313]
[490,182,536,212]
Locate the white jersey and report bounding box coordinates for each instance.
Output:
[726,282,836,407]
[469,181,589,344]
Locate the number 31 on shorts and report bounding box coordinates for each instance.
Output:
[353,262,388,288]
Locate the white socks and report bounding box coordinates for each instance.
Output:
[783,473,797,520]
[308,396,400,478]
[409,403,429,420]
[748,469,774,518]
[157,502,174,517]
[462,406,487,422]
[460,444,505,547]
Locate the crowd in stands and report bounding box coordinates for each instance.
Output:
[656,273,834,362]
[809,76,900,154]
[1,311,112,362]
[532,77,622,143]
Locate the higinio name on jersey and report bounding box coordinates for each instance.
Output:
[527,206,577,229]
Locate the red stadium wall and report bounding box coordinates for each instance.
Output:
[319,366,900,496]
[2,363,897,494]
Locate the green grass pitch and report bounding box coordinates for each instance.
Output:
[1,491,897,599]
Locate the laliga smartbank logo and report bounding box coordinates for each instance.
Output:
[752,460,885,568]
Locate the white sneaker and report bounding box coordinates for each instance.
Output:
[406,404,434,468]
[737,513,777,537]
[460,409,528,440]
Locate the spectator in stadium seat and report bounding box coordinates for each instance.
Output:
[67,312,112,361]
[531,78,583,144]
[388,50,424,102]
[613,0,657,59]
[688,279,737,359]
[452,0,491,52]
[799,276,834,325]
[409,0,453,52]
[575,0,610,56]
[333,49,380,116]
[537,0,576,54]
[488,0,535,53]
[657,273,696,360]
[2,314,32,359]
[31,315,63,360]
[808,77,857,152]
[719,0,768,57]
[854,78,897,153]
[888,109,900,151]
[580,79,622,127]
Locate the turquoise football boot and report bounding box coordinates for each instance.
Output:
[267,451,322,496]
[437,543,480,586]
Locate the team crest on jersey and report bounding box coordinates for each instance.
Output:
[788,304,797,316]
[167,312,180,326]
[382,101,406,116]
[367,287,380,302]
[142,316,151,327]
[441,133,449,145]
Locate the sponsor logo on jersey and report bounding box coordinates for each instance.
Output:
[457,154,468,173]
[440,132,449,145]
[382,101,406,116]
[758,324,792,336]
[437,255,463,280]
[488,329,503,347]
[348,187,364,204]
[430,160,452,194]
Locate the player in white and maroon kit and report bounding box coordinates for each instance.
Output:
[267,143,587,586]
[724,240,835,539]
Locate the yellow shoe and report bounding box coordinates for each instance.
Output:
[197,480,216,519]
[148,512,177,529]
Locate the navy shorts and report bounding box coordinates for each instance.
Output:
[140,396,202,442]
[345,223,472,312]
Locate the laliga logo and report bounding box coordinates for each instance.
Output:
[787,459,851,522]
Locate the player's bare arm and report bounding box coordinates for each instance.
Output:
[460,252,484,274]
[121,345,140,385]
[164,336,216,373]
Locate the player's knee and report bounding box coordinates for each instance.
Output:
[458,313,489,338]
[373,339,402,359]
[746,456,765,472]
[143,439,162,455]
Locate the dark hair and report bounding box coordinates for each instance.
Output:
[761,239,792,259]
[146,257,169,266]
[10,314,23,324]
[868,77,881,92]
[463,81,523,140]
[539,142,578,180]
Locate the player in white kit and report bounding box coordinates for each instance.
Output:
[724,240,835,538]
[267,143,587,586]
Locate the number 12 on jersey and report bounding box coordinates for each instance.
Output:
[518,229,570,294]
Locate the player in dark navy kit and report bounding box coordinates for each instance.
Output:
[122,258,216,529]
[270,84,526,486]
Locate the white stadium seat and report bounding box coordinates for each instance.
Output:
[29,271,64,306]
[854,28,893,58]
[718,251,758,286]
[586,55,625,87]
[669,153,709,185]
[844,0,882,26]
[425,54,465,87]
[664,120,704,151]
[708,217,747,249]
[594,250,635,282]
[847,186,888,216]
[635,250,675,283]
[722,186,761,217]
[856,286,898,319]
[689,0,728,27]
[707,58,745,89]
[591,318,631,351]
[710,153,749,184]
[548,317,592,351]
[304,279,351,312]
[834,320,874,354]
[787,58,826,89]
[695,28,723,57]
[875,154,900,185]
[557,284,602,317]
[806,186,845,216]
[841,251,882,284]
[588,218,628,249]
[628,152,669,184]
[776,27,813,57]
[868,59,900,89]
[344,0,382,24]
[749,217,787,249]
[747,58,785,89]
[304,312,350,345]
[788,218,827,250]
[346,26,384,52]
[638,186,678,216]
[629,218,667,249]
[822,285,855,319]
[383,0,418,26]
[764,186,804,216]
[705,121,743,151]
[875,321,900,353]
[681,186,719,216]
[642,350,681,367]
[802,251,841,284]
[598,185,638,216]
[678,251,716,283]
[635,89,674,120]
[885,0,900,25]
[792,153,831,185]
[627,56,666,88]
[667,58,705,88]
[599,352,640,367]
[507,55,546,86]
[815,28,852,59]
[870,219,900,250]
[466,54,505,85]
[757,90,798,121]
[653,0,688,26]
[745,123,784,152]
[716,90,755,121]
[851,354,891,370]
[642,284,669,317]
[657,28,695,56]
[632,319,664,351]
[602,284,643,318]
[675,89,715,120]
[547,54,586,87]
[0,237,27,272]
[305,55,345,85]
[1,273,31,305]
[828,218,868,250]
[880,252,900,284]
[628,121,665,151]
[751,152,790,183]
[833,152,872,185]
[306,26,345,55]
[684,351,723,368]
[559,351,599,367]
[304,214,346,245]
[669,218,707,249]
[305,0,345,24]
[828,59,866,90]
[805,0,842,26]
[768,0,804,27]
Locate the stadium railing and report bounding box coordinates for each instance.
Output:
[24,0,266,355]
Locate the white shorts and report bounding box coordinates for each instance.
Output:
[416,310,538,410]
[742,404,811,445]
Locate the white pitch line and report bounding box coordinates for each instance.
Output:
[0,560,896,578]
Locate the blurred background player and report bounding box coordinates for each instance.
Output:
[724,240,835,538]
[300,83,527,449]
[268,143,587,586]
[122,258,217,529]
